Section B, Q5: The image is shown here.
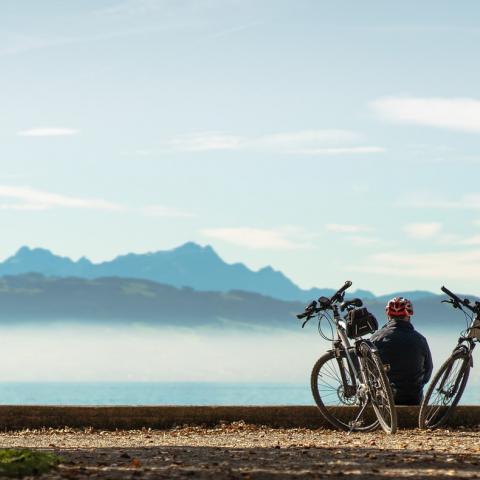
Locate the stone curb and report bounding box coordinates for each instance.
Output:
[0,405,478,430]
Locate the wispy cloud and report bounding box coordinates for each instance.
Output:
[0,203,48,211]
[403,222,442,239]
[354,250,480,280]
[153,130,384,156]
[17,128,79,137]
[142,205,195,218]
[166,132,242,152]
[294,147,385,155]
[371,96,480,133]
[256,129,362,146]
[0,27,172,58]
[461,235,480,246]
[0,186,122,211]
[201,226,314,250]
[97,0,168,16]
[325,224,387,247]
[0,186,198,221]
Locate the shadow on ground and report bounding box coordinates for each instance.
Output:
[52,444,480,479]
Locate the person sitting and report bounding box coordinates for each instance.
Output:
[371,297,433,405]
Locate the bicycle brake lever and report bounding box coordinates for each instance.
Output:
[301,316,312,328]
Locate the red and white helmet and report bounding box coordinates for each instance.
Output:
[385,297,413,317]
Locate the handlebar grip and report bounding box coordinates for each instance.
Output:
[330,280,352,302]
[440,285,474,311]
[296,312,308,319]
[441,285,461,302]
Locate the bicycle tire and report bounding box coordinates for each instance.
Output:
[310,350,379,432]
[418,350,471,430]
[359,343,397,434]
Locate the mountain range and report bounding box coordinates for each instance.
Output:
[0,243,437,302]
[0,273,462,330]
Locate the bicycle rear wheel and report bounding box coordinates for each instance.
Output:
[359,343,397,434]
[311,350,379,431]
[418,350,471,429]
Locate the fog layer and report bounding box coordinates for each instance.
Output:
[0,324,476,385]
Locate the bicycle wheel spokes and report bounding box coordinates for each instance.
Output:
[365,357,393,424]
[361,345,397,434]
[317,356,357,406]
[311,351,379,431]
[420,352,470,429]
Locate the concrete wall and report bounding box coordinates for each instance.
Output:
[0,405,478,430]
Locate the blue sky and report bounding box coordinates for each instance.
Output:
[2,0,480,294]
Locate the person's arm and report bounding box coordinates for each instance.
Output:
[370,324,386,345]
[422,339,433,385]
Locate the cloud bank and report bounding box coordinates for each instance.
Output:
[0,186,122,212]
[154,129,384,156]
[372,96,480,133]
[17,128,79,137]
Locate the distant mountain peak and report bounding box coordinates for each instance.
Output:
[10,246,56,261]
[173,242,214,254]
[15,245,45,256]
[259,265,275,273]
[171,242,221,262]
[77,256,92,265]
[175,241,202,251]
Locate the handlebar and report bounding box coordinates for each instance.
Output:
[296,281,353,326]
[331,280,352,303]
[296,300,317,320]
[441,285,475,312]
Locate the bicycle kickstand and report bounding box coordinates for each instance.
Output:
[348,402,368,435]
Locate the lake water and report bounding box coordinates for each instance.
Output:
[0,381,478,405]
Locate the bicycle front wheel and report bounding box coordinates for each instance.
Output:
[359,343,397,434]
[418,350,471,429]
[311,350,379,432]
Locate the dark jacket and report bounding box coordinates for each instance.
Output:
[371,319,433,405]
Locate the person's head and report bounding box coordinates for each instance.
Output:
[385,297,414,321]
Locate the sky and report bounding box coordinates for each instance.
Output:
[2,0,480,295]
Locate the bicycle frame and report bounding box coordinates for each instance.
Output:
[448,305,479,369]
[329,304,375,400]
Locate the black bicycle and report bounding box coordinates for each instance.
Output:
[297,281,397,434]
[418,285,480,429]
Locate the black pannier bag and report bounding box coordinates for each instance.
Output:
[345,307,378,339]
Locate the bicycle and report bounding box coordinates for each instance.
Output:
[297,281,397,434]
[418,285,480,429]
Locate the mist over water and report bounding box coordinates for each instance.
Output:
[0,324,319,383]
[0,322,477,404]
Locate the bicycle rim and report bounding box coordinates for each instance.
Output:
[311,351,379,432]
[419,351,470,429]
[360,344,397,434]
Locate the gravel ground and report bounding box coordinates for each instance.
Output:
[0,422,479,479]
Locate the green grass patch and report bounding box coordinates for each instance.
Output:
[0,449,60,477]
